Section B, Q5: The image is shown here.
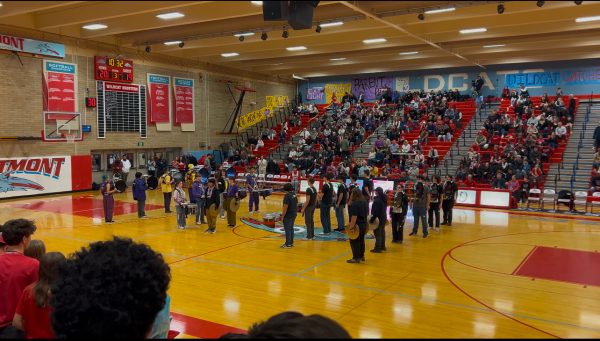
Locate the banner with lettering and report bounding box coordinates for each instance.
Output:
[352,76,393,100]
[42,60,77,113]
[395,77,410,92]
[1,34,65,58]
[562,69,600,86]
[266,95,289,108]
[324,83,351,103]
[306,87,324,101]
[147,74,171,124]
[236,106,273,130]
[505,72,560,88]
[173,78,194,126]
[0,156,72,198]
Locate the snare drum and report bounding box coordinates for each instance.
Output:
[184,203,197,215]
[115,180,127,193]
[147,176,158,190]
[262,213,280,228]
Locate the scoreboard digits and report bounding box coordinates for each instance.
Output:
[94,56,134,83]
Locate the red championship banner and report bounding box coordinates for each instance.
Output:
[42,60,77,113]
[147,74,171,124]
[173,78,194,125]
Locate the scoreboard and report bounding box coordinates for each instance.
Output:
[94,56,134,83]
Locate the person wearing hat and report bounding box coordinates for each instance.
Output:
[369,187,388,253]
[204,179,220,234]
[132,172,148,218]
[280,183,298,248]
[390,183,409,243]
[191,175,206,225]
[224,177,239,227]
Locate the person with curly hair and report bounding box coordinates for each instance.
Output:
[0,219,39,338]
[51,237,171,339]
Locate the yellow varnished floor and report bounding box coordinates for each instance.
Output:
[2,189,600,338]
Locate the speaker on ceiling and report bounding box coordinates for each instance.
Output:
[288,1,314,30]
[263,1,289,21]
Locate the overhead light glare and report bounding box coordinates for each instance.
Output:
[156,12,185,20]
[82,24,107,30]
[286,46,307,51]
[330,57,346,61]
[163,41,182,46]
[234,32,255,37]
[221,52,240,57]
[293,74,308,80]
[399,51,419,55]
[363,38,387,44]
[251,1,263,5]
[319,21,344,27]
[483,44,505,48]
[424,7,455,14]
[459,28,487,34]
[576,16,600,22]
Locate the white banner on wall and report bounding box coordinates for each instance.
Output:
[395,77,410,92]
[457,189,477,205]
[0,156,72,199]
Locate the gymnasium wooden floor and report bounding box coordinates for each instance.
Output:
[1,189,600,338]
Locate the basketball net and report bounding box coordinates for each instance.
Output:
[65,133,76,144]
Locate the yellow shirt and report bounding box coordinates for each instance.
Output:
[372,166,380,177]
[160,174,173,193]
[186,171,196,187]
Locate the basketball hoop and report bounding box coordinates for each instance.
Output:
[65,133,76,144]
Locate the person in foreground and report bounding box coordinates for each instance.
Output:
[220,311,351,338]
[51,237,171,339]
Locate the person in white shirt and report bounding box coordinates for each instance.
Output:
[258,157,268,176]
[401,140,412,154]
[555,122,567,138]
[255,138,265,151]
[289,149,298,159]
[302,128,310,139]
[121,155,131,183]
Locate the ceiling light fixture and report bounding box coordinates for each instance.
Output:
[497,4,505,14]
[575,15,600,22]
[286,46,307,51]
[156,12,185,20]
[82,24,107,30]
[261,32,268,40]
[221,52,240,57]
[163,41,182,46]
[424,7,455,14]
[319,21,344,27]
[483,44,505,48]
[537,0,545,7]
[574,1,583,4]
[459,27,487,34]
[251,1,263,5]
[315,25,322,33]
[178,41,185,48]
[145,46,151,53]
[233,32,255,37]
[292,74,308,80]
[399,51,419,55]
[417,13,425,20]
[363,38,387,44]
[282,29,289,38]
[330,57,346,61]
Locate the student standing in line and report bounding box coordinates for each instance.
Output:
[224,177,239,227]
[159,169,174,213]
[133,172,148,218]
[191,176,206,225]
[441,175,458,226]
[173,181,188,230]
[369,187,388,253]
[280,183,298,249]
[390,184,409,243]
[346,188,368,263]
[318,173,334,234]
[333,174,348,233]
[300,177,317,240]
[101,177,117,223]
[410,175,430,238]
[204,179,220,234]
[428,175,443,232]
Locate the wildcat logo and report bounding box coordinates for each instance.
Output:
[0,172,44,193]
[0,157,65,179]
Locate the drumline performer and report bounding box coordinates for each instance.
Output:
[191,176,206,225]
[132,172,148,219]
[299,177,317,240]
[224,177,239,227]
[390,184,409,243]
[441,175,458,226]
[186,164,197,199]
[173,180,188,230]
[159,169,174,213]
[217,170,227,219]
[100,177,117,223]
[246,166,260,214]
[204,179,220,234]
[280,183,298,249]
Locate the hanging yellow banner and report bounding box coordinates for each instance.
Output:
[236,106,274,130]
[324,83,351,103]
[266,95,289,108]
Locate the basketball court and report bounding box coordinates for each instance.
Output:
[1,190,599,338]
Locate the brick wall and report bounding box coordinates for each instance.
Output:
[0,46,296,158]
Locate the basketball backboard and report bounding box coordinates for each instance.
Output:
[42,111,83,142]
